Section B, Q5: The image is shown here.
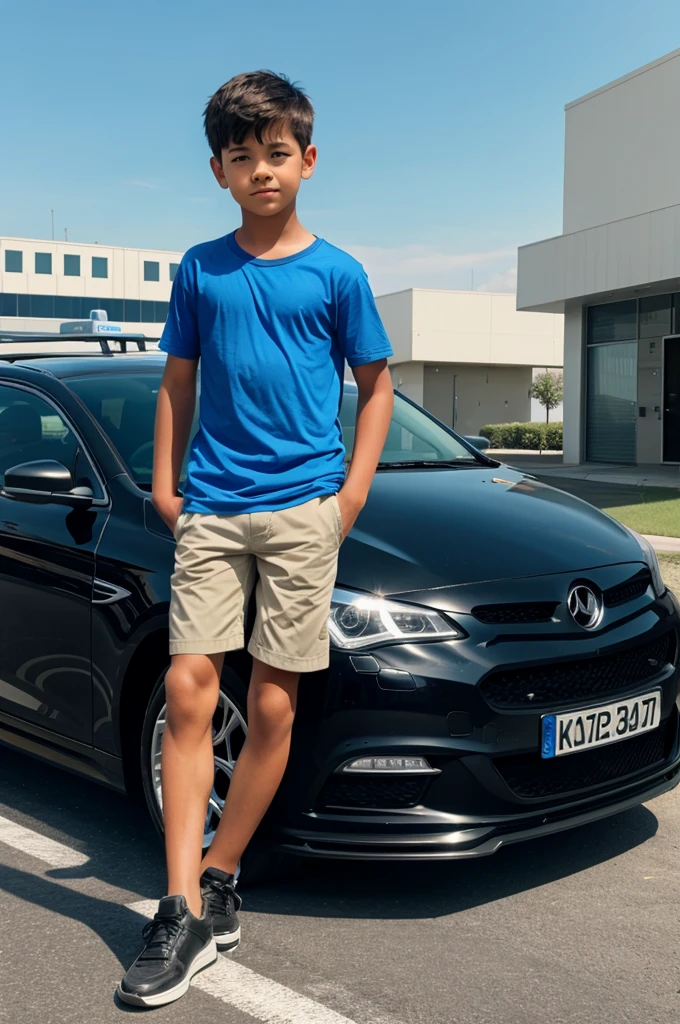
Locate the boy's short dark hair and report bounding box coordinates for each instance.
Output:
[204,71,314,161]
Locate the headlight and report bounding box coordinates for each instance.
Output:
[328,587,463,649]
[628,529,666,598]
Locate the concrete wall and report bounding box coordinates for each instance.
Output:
[561,303,585,464]
[563,49,680,234]
[637,337,664,463]
[411,290,563,366]
[422,364,532,436]
[374,291,413,363]
[0,237,181,303]
[389,361,424,405]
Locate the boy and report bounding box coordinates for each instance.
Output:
[118,70,394,1007]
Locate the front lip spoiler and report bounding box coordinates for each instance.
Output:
[277,763,680,861]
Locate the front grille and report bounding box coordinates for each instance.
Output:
[472,602,558,625]
[316,775,427,810]
[480,631,675,711]
[494,713,676,799]
[603,570,652,608]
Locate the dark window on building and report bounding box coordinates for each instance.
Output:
[124,299,141,322]
[672,294,680,335]
[639,295,671,339]
[587,301,637,344]
[144,260,160,282]
[63,254,80,277]
[0,291,169,322]
[92,256,108,279]
[0,293,18,316]
[35,252,52,275]
[169,262,179,282]
[30,295,55,317]
[5,250,22,273]
[98,298,125,321]
[55,295,80,318]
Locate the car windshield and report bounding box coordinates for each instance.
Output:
[68,370,481,487]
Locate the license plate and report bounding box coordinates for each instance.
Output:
[541,690,661,759]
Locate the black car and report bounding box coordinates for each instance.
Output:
[0,344,679,882]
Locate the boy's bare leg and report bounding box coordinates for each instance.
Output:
[200,657,299,876]
[162,651,224,917]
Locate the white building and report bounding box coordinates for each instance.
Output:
[0,237,182,337]
[517,48,680,466]
[376,288,563,436]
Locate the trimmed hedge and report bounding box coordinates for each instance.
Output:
[479,422,563,450]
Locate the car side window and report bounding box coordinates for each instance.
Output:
[0,383,104,498]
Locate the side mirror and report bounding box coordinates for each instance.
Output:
[2,460,94,507]
[463,435,491,452]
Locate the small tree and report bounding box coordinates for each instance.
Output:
[530,370,563,423]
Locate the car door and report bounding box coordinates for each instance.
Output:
[0,380,109,744]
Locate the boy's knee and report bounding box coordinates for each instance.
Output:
[165,662,217,727]
[248,684,295,740]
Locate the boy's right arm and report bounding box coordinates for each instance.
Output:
[152,354,198,531]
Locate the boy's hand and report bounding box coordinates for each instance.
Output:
[336,485,366,541]
[153,494,184,534]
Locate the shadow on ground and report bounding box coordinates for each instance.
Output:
[0,743,660,934]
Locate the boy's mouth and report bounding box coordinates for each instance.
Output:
[251,188,279,196]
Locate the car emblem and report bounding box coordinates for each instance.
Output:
[567,584,603,630]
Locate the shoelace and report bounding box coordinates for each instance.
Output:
[140,912,185,959]
[203,879,242,915]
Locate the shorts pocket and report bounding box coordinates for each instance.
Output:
[330,494,344,546]
[173,511,188,541]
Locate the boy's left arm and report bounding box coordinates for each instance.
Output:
[337,359,394,539]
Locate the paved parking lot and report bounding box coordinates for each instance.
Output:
[1,745,679,1023]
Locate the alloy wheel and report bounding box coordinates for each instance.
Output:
[150,689,248,848]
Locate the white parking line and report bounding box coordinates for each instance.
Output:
[0,817,403,1024]
[131,898,365,1024]
[0,814,89,868]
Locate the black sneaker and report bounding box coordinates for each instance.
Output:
[200,867,242,951]
[117,895,216,1007]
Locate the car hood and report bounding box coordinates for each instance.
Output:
[337,465,644,596]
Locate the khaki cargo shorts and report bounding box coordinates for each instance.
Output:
[169,494,343,672]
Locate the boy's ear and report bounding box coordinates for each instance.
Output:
[301,144,317,181]
[210,155,230,191]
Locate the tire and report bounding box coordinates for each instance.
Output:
[139,664,301,887]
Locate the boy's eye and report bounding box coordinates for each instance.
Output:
[231,155,248,163]
[271,151,289,159]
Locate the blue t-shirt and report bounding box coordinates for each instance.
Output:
[159,231,393,514]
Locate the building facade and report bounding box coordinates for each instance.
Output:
[517,48,680,465]
[376,288,563,436]
[0,237,183,337]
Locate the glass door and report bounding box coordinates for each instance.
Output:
[663,336,680,462]
[586,342,637,463]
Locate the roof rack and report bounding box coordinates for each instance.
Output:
[0,332,156,362]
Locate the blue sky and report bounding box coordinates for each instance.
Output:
[3,0,680,294]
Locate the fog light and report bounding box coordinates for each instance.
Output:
[339,755,439,775]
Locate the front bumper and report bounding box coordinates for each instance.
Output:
[272,580,680,861]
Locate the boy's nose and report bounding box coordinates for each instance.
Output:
[252,165,273,181]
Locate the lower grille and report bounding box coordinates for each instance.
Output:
[480,631,676,711]
[316,775,427,810]
[494,713,676,800]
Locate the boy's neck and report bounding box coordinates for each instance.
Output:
[235,204,316,259]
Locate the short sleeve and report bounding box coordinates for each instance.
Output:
[336,270,393,368]
[158,259,200,360]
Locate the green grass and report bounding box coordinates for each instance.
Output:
[602,488,680,538]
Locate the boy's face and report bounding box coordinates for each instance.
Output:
[210,127,316,216]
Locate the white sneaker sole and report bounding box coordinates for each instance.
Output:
[116,938,218,1007]
[215,924,241,951]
